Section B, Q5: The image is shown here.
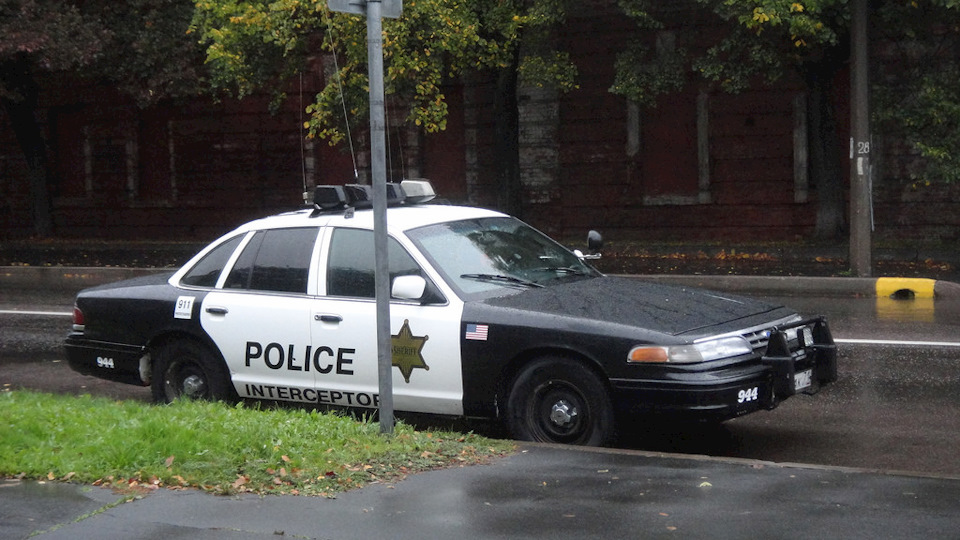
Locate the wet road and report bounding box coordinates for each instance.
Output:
[2,290,959,476]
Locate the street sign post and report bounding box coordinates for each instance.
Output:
[328,0,402,435]
[328,0,402,18]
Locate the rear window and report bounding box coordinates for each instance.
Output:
[180,235,244,288]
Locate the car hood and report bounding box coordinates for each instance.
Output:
[477,275,792,337]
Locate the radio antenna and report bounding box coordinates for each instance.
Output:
[323,11,360,180]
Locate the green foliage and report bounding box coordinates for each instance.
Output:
[0,390,513,495]
[96,0,209,106]
[613,0,960,185]
[0,1,207,105]
[691,0,848,90]
[0,1,104,100]
[518,52,579,91]
[610,42,686,106]
[872,0,960,185]
[193,0,579,143]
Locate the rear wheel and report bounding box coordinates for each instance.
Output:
[506,357,615,446]
[151,339,233,403]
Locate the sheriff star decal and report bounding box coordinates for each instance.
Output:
[391,319,429,383]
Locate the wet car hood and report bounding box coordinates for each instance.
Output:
[479,275,791,337]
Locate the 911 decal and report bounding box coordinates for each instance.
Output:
[738,386,759,404]
[174,296,195,319]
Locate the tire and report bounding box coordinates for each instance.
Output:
[506,357,615,446]
[151,339,234,403]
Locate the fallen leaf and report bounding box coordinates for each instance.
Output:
[164,455,175,468]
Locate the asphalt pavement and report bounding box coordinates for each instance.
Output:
[3,266,960,539]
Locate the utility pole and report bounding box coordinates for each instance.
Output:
[328,0,402,435]
[849,0,872,276]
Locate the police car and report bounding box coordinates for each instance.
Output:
[66,180,837,446]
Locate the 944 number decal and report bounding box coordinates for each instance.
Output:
[737,386,759,404]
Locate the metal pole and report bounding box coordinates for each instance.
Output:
[366,0,394,435]
[849,0,872,277]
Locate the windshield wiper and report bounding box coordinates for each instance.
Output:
[533,266,589,276]
[460,273,545,289]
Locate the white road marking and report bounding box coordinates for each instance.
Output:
[0,310,72,317]
[835,338,960,348]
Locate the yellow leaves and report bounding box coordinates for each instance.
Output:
[752,8,771,24]
[790,3,805,13]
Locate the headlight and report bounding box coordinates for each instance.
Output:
[627,336,753,364]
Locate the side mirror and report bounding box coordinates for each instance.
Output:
[576,230,603,260]
[392,275,427,301]
[587,230,603,252]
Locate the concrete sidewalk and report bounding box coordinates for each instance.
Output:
[4,444,960,540]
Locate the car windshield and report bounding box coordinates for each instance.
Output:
[406,216,600,296]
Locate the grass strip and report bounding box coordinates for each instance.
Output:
[0,390,514,496]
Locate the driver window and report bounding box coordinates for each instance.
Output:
[326,228,422,298]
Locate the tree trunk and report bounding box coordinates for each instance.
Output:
[493,49,522,218]
[806,60,846,240]
[1,59,53,237]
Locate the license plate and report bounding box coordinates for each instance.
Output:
[794,369,813,391]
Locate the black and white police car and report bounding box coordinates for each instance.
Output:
[66,180,837,446]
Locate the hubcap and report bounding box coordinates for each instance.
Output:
[549,399,578,427]
[181,374,206,398]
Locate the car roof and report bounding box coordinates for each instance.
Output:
[233,203,508,235]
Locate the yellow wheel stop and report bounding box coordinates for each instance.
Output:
[875,277,936,299]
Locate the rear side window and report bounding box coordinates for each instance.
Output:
[326,228,421,298]
[224,228,318,294]
[180,235,244,287]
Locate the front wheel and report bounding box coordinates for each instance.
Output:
[506,357,615,446]
[151,339,234,403]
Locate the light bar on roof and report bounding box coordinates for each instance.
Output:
[307,179,436,216]
[400,179,436,203]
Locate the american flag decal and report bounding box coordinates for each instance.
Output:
[465,323,489,341]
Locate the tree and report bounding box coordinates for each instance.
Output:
[192,0,578,216]
[0,0,207,236]
[612,0,851,238]
[1,1,104,236]
[612,0,960,240]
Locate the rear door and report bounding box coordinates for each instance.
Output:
[200,227,322,403]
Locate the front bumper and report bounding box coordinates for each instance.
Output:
[65,334,149,386]
[610,317,837,422]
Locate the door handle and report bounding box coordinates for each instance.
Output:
[205,307,228,315]
[316,314,342,323]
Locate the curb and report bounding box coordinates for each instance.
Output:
[2,266,959,300]
[0,266,168,292]
[621,274,960,300]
